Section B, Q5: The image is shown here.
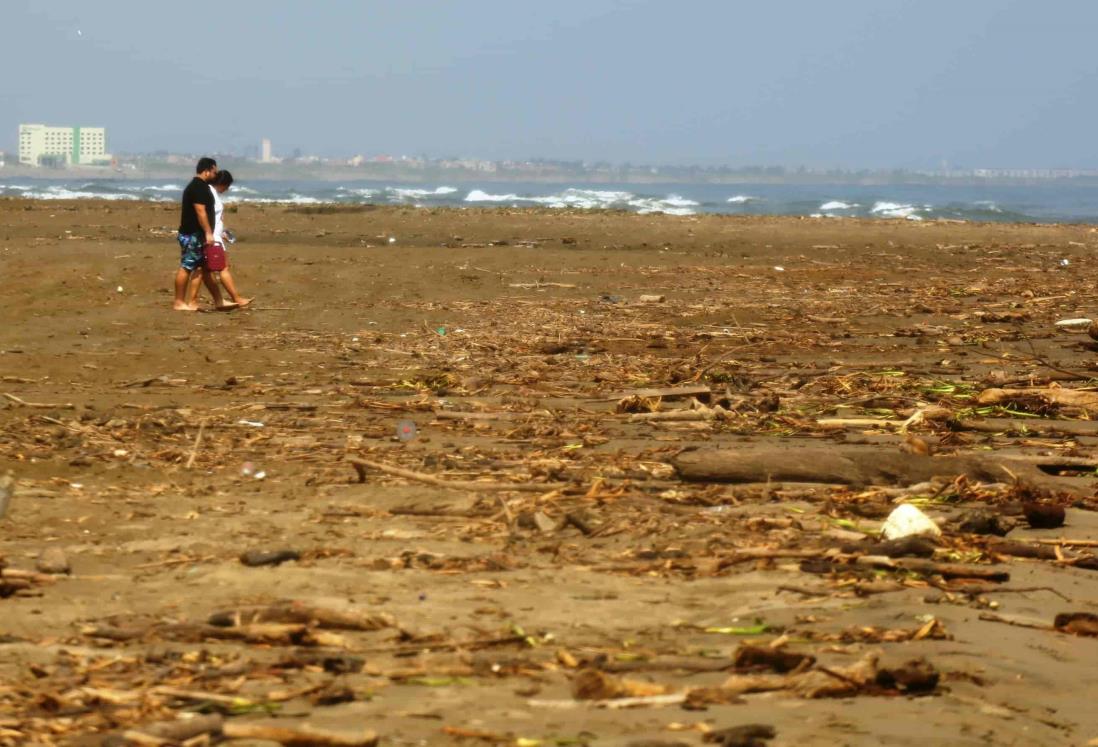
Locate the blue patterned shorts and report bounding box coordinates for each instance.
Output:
[177,232,204,271]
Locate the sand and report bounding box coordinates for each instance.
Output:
[1,199,1098,746]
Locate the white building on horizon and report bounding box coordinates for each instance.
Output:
[18,124,109,166]
[260,138,272,163]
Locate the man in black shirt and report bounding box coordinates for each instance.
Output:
[173,157,231,310]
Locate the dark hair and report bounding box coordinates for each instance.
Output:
[196,157,217,174]
[214,170,234,188]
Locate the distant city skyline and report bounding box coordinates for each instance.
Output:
[5,0,1098,170]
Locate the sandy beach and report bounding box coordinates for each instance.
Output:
[2,199,1098,746]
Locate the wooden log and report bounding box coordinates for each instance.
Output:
[222,722,378,746]
[987,540,1058,560]
[348,456,569,492]
[856,555,1009,582]
[976,387,1098,415]
[672,443,1084,493]
[208,600,395,631]
[954,418,1098,437]
[126,711,225,742]
[601,384,712,401]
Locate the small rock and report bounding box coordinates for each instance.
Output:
[239,549,300,567]
[1054,612,1098,636]
[36,547,71,575]
[532,511,557,533]
[875,658,940,693]
[703,724,776,747]
[0,470,13,518]
[1022,502,1065,529]
[956,511,1013,536]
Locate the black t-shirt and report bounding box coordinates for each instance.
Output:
[179,176,215,236]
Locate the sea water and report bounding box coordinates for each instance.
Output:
[3,178,1098,224]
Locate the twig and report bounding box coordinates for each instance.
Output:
[185,420,206,470]
[348,457,569,493]
[2,393,76,410]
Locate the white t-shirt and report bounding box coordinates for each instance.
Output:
[210,185,225,241]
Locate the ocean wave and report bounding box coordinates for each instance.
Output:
[820,200,857,211]
[661,194,699,208]
[465,189,521,202]
[23,189,139,201]
[871,201,923,220]
[0,184,32,191]
[727,195,757,203]
[143,184,184,192]
[229,194,325,205]
[389,186,458,200]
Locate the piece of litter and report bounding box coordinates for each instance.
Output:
[237,419,265,428]
[1055,318,1092,330]
[881,504,941,540]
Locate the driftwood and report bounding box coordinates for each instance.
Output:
[672,444,1085,493]
[987,540,1059,560]
[124,713,378,747]
[955,418,1098,437]
[208,600,395,631]
[348,456,569,492]
[976,387,1098,415]
[602,384,712,401]
[222,722,378,746]
[855,555,1010,582]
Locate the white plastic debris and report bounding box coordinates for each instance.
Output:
[773,266,786,272]
[1055,318,1092,330]
[881,503,941,540]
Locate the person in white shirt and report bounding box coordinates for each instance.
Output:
[187,170,252,308]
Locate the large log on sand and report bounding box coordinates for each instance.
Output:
[673,444,1087,493]
[976,387,1098,415]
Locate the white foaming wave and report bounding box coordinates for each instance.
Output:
[23,189,139,201]
[0,184,32,191]
[465,189,521,202]
[464,187,694,214]
[973,200,1002,212]
[232,186,259,194]
[230,194,324,205]
[346,188,377,198]
[820,200,857,210]
[389,186,458,200]
[533,189,635,209]
[661,194,699,208]
[871,201,923,220]
[727,195,756,203]
[630,197,696,216]
[143,184,184,192]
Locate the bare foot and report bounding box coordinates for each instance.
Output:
[173,301,198,311]
[235,297,254,308]
[215,302,239,312]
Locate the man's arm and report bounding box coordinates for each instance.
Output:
[193,203,214,244]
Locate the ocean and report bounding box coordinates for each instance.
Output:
[3,178,1098,224]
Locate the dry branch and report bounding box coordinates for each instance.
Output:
[348,456,569,492]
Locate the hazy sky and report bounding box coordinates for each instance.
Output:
[4,0,1097,169]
